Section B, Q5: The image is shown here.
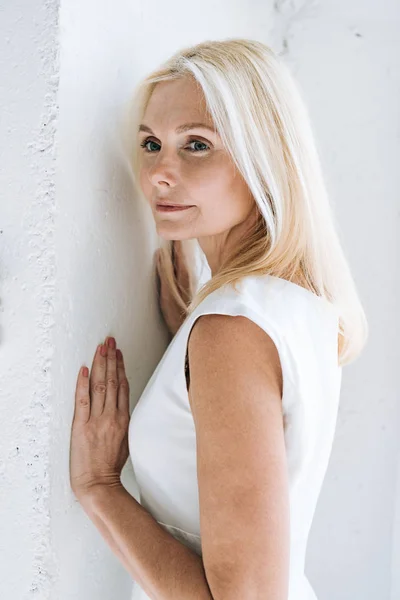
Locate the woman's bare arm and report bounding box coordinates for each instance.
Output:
[80,486,215,599]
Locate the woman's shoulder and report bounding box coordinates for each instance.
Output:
[184,273,340,414]
[184,273,339,359]
[203,273,338,324]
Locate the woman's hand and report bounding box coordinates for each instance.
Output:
[70,336,130,503]
[156,240,193,336]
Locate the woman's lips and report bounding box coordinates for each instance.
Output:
[156,204,194,212]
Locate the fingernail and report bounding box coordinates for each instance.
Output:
[116,349,123,360]
[108,337,116,349]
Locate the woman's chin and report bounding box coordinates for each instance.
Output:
[156,227,197,242]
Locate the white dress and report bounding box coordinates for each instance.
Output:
[128,273,342,599]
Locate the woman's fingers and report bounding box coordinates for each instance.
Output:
[103,337,118,414]
[89,343,108,418]
[76,338,129,424]
[173,241,192,302]
[116,349,130,415]
[155,241,193,334]
[173,239,182,272]
[74,365,91,424]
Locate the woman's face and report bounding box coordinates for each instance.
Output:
[138,76,257,271]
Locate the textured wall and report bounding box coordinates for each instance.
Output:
[0,0,398,599]
[0,0,59,597]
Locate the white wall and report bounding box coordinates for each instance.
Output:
[1,0,398,598]
[0,0,60,597]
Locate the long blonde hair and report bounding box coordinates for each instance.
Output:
[122,38,368,366]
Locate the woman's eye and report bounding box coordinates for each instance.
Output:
[187,140,209,152]
[140,139,160,152]
[140,138,210,153]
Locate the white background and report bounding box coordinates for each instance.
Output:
[0,0,399,598]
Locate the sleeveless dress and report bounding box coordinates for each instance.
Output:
[128,273,342,600]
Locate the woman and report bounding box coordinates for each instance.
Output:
[70,38,368,600]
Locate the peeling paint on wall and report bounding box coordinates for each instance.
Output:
[0,0,60,598]
[21,0,60,594]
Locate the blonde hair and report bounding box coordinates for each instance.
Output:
[121,37,368,366]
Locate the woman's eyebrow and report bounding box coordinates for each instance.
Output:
[138,122,217,135]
